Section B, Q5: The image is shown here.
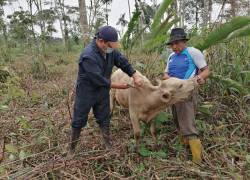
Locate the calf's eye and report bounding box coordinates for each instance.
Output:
[178,84,183,89]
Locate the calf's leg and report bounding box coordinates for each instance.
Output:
[109,89,115,115]
[129,110,141,149]
[150,122,157,145]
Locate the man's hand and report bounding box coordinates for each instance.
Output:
[194,67,210,85]
[163,72,170,80]
[194,75,205,85]
[111,83,129,89]
[132,72,143,87]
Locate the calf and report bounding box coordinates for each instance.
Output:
[110,69,197,148]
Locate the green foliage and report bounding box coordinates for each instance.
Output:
[144,18,179,51]
[0,66,10,83]
[198,102,213,116]
[151,0,173,32]
[7,10,33,41]
[0,76,25,105]
[5,144,18,154]
[224,25,250,42]
[193,16,250,51]
[30,57,48,80]
[211,74,249,96]
[121,8,141,50]
[16,116,32,130]
[0,46,12,63]
[142,0,177,51]
[138,144,167,158]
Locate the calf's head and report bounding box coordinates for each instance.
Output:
[159,77,197,105]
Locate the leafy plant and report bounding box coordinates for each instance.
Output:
[121,7,141,50]
[192,16,250,51]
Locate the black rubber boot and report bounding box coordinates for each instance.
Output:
[100,125,112,150]
[69,127,81,155]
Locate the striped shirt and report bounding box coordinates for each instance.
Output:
[165,47,207,79]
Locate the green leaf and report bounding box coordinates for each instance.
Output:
[19,150,27,160]
[5,144,18,154]
[198,103,213,116]
[138,145,152,157]
[224,25,250,42]
[9,154,16,161]
[152,150,167,158]
[0,166,6,176]
[16,116,31,130]
[151,0,173,31]
[193,16,250,51]
[121,8,141,49]
[246,155,250,164]
[211,74,248,95]
[145,18,179,51]
[0,105,8,112]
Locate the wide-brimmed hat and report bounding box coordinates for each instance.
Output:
[166,28,189,45]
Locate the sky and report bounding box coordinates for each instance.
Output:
[3,0,156,37]
[3,0,220,38]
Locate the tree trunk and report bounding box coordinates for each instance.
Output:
[179,0,184,27]
[229,0,237,17]
[208,0,212,27]
[172,0,178,27]
[195,2,199,29]
[202,0,210,28]
[54,0,65,45]
[78,0,89,46]
[27,0,40,54]
[58,0,69,51]
[127,0,131,20]
[34,0,46,54]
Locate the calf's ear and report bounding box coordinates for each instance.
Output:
[178,84,183,89]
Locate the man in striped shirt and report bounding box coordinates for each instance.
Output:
[163,28,210,163]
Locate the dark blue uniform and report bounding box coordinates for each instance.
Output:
[72,39,136,129]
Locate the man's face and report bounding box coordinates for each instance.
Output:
[169,40,186,54]
[98,39,119,53]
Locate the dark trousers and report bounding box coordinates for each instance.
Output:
[72,81,110,129]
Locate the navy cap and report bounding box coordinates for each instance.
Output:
[96,26,118,42]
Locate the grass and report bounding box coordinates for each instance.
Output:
[0,40,249,179]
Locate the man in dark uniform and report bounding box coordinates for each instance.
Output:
[69,26,143,154]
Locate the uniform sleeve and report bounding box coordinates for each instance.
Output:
[80,57,111,88]
[113,51,136,77]
[188,47,207,69]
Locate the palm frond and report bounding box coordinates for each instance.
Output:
[224,25,250,42]
[211,74,249,95]
[121,8,141,49]
[193,16,250,51]
[144,18,178,51]
[151,13,176,37]
[151,0,173,32]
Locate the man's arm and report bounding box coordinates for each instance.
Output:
[114,51,143,87]
[196,66,210,85]
[113,51,136,77]
[111,83,130,89]
[80,58,111,88]
[163,73,171,80]
[189,47,211,85]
